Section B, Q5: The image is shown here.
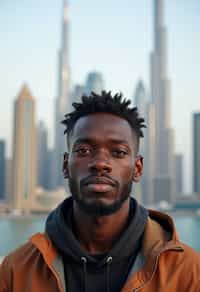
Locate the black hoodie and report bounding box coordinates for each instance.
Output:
[46,197,148,292]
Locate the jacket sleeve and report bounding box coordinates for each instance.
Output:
[0,256,12,292]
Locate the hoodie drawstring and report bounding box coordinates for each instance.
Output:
[81,257,87,292]
[80,256,112,292]
[106,256,113,292]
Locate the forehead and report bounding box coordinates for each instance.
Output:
[70,113,136,145]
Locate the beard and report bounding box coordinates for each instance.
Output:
[68,177,133,217]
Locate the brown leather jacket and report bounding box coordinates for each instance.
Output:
[0,210,200,291]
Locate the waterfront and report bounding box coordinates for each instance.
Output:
[0,213,200,257]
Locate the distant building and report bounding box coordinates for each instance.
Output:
[37,121,49,190]
[84,71,104,95]
[133,80,148,118]
[5,158,12,204]
[12,84,37,210]
[54,0,71,188]
[71,84,84,104]
[193,112,200,194]
[46,149,57,190]
[132,80,149,204]
[150,0,175,203]
[175,154,183,194]
[0,140,6,200]
[144,103,156,206]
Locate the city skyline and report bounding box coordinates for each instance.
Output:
[0,0,200,192]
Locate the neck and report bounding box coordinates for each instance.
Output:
[72,199,130,254]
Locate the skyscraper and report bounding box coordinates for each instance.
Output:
[150,0,175,203]
[71,84,84,104]
[12,84,37,210]
[193,112,200,194]
[133,80,148,119]
[54,0,70,187]
[133,80,148,204]
[37,121,49,189]
[84,71,104,95]
[175,154,183,195]
[5,158,12,204]
[0,140,6,201]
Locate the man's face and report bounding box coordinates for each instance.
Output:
[64,113,143,216]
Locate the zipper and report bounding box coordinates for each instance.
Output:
[133,246,183,292]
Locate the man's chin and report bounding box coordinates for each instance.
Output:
[73,196,129,217]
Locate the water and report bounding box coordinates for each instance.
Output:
[0,214,200,256]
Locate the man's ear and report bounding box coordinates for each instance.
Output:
[132,155,143,182]
[63,152,69,179]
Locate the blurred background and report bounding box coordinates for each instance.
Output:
[0,0,200,259]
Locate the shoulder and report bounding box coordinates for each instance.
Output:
[160,242,200,289]
[177,241,200,269]
[0,233,59,291]
[0,240,39,290]
[0,232,52,273]
[0,240,39,271]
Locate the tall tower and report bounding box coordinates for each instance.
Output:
[54,0,70,187]
[12,84,37,210]
[150,0,175,203]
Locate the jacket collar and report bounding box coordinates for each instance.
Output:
[122,210,184,291]
[30,209,184,264]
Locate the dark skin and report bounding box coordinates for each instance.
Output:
[63,113,143,254]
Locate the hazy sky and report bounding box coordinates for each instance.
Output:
[0,0,199,192]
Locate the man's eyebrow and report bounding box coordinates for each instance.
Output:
[73,138,130,145]
[73,138,93,146]
[109,139,129,145]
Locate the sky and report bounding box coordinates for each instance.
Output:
[0,0,200,192]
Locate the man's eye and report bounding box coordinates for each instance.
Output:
[75,148,91,155]
[112,149,128,157]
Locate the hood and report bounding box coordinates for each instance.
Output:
[45,196,148,267]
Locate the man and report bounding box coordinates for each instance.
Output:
[0,91,200,291]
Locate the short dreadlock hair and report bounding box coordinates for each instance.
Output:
[62,91,146,150]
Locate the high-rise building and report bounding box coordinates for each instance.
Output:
[54,0,70,187]
[145,103,156,205]
[175,154,183,195]
[84,71,104,95]
[5,158,12,204]
[46,149,57,190]
[0,140,6,201]
[133,80,148,118]
[12,84,37,210]
[37,121,49,189]
[133,80,149,204]
[71,84,84,104]
[193,112,200,194]
[150,0,175,203]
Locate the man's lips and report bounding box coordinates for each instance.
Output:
[84,183,114,192]
[82,176,116,192]
[82,176,116,186]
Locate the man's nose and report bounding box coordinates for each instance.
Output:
[88,150,112,173]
